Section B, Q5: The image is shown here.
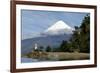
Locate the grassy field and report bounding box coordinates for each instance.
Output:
[47,52,89,61]
[25,52,90,61]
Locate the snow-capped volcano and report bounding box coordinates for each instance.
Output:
[43,20,74,35]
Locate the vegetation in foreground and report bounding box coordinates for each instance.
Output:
[23,51,89,61]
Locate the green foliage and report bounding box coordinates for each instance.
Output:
[71,14,90,53]
[59,40,68,52]
[79,14,90,53]
[56,40,73,52]
[46,46,52,52]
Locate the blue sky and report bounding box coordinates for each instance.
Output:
[21,9,89,40]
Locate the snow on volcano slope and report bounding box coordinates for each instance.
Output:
[43,21,74,35]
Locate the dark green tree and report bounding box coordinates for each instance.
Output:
[45,46,52,52]
[79,14,90,53]
[59,40,73,52]
[59,40,68,52]
[71,26,81,51]
[70,14,90,53]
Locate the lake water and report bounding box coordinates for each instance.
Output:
[21,57,39,63]
[21,57,59,63]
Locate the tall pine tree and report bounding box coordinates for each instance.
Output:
[71,14,90,53]
[79,14,90,53]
